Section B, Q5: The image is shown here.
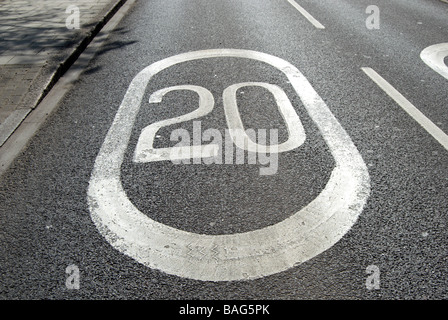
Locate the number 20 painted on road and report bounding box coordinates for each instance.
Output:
[88,49,370,281]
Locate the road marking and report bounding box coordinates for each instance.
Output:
[134,85,218,163]
[420,43,448,81]
[287,0,325,29]
[88,49,370,281]
[362,67,448,151]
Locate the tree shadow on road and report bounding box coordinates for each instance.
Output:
[82,27,138,75]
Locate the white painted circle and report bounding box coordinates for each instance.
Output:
[87,49,370,281]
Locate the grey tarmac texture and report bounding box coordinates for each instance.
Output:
[0,0,447,299]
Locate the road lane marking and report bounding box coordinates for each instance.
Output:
[287,0,325,29]
[420,43,448,81]
[88,49,370,281]
[361,67,448,151]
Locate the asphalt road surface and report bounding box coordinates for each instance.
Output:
[1,0,448,301]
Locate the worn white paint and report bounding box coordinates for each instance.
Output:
[420,43,448,80]
[287,0,325,29]
[88,49,370,281]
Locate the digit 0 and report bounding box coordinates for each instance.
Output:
[223,82,305,153]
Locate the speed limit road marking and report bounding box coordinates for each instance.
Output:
[287,0,325,29]
[133,81,306,165]
[87,49,370,281]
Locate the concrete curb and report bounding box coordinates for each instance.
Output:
[0,0,128,147]
[0,0,136,177]
[35,0,129,106]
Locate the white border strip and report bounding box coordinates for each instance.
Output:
[287,0,325,29]
[88,49,370,282]
[362,67,448,150]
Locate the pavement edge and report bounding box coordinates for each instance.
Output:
[0,0,135,178]
[0,0,129,148]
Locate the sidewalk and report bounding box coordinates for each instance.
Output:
[0,0,127,146]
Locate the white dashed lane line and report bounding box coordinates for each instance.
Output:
[361,67,448,151]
